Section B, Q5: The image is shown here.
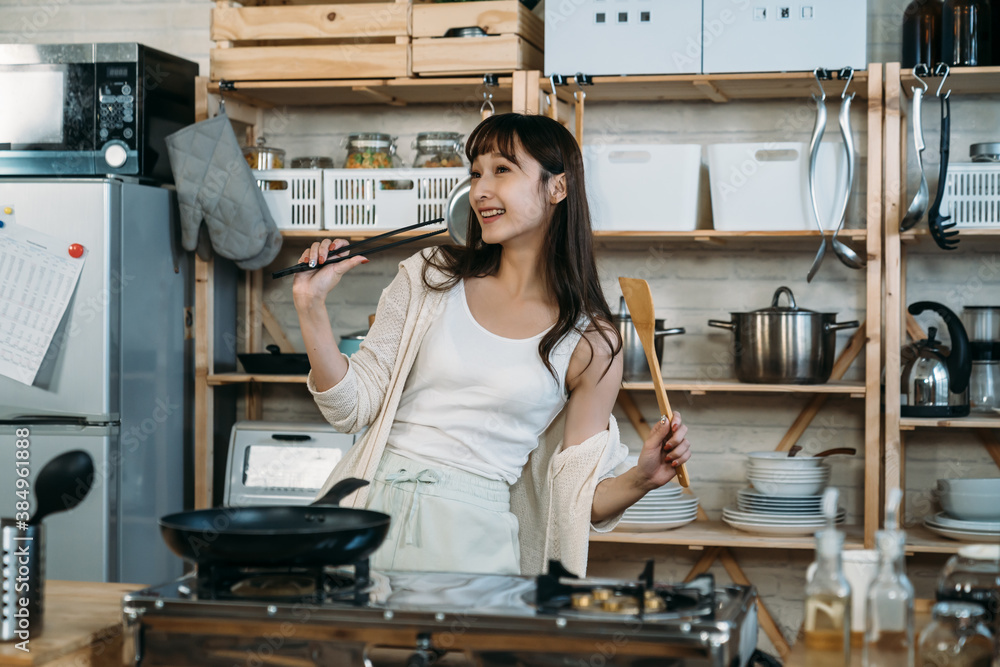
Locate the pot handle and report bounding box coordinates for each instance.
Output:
[771,286,797,309]
[655,327,686,338]
[311,477,370,506]
[708,319,735,330]
[825,320,861,332]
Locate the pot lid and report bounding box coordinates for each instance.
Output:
[752,286,815,314]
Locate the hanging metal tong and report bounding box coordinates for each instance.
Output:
[899,65,930,231]
[807,67,865,283]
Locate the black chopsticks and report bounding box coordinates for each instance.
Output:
[271,217,446,279]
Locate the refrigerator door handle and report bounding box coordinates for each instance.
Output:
[0,416,90,426]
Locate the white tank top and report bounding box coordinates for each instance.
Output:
[386,280,585,484]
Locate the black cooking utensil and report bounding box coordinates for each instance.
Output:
[28,450,95,525]
[927,93,959,250]
[271,218,446,279]
[238,344,311,374]
[158,477,391,567]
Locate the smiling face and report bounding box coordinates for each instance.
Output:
[469,142,566,247]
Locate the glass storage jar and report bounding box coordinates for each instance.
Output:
[342,133,400,169]
[917,602,994,667]
[412,132,465,168]
[970,142,1000,162]
[903,0,943,69]
[936,545,1000,660]
[243,137,285,170]
[291,156,335,169]
[942,0,994,66]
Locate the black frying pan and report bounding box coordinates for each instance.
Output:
[159,478,389,567]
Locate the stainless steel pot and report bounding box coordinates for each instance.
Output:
[446,175,472,245]
[707,286,860,384]
[615,297,684,382]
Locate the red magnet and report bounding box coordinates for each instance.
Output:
[68,243,84,258]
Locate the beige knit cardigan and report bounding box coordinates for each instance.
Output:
[307,247,629,577]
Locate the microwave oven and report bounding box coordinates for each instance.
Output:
[0,43,197,183]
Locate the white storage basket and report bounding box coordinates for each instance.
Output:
[942,163,1000,228]
[252,169,322,231]
[322,167,466,230]
[708,142,846,231]
[583,144,704,231]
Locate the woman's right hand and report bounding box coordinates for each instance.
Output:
[292,239,368,307]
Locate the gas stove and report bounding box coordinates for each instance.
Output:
[122,560,758,666]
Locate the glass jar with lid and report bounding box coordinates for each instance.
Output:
[970,142,1000,162]
[291,156,335,169]
[342,133,400,169]
[243,137,285,170]
[412,132,465,168]
[936,544,1000,656]
[917,602,995,667]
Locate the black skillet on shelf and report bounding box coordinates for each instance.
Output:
[159,478,390,567]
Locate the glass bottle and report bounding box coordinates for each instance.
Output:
[942,0,994,67]
[903,0,943,69]
[864,530,916,666]
[805,527,852,656]
[918,602,995,667]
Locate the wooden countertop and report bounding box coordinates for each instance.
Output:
[0,580,140,667]
[785,604,933,667]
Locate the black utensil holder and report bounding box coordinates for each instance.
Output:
[1,519,44,642]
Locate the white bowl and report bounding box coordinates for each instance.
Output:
[747,452,827,470]
[750,479,828,496]
[938,478,1000,495]
[747,470,831,480]
[940,491,1000,522]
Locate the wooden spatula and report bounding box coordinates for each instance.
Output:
[619,277,690,488]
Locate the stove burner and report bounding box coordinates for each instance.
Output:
[193,558,372,605]
[230,574,317,598]
[536,559,716,619]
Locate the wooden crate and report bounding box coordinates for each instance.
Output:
[410,0,543,76]
[211,1,410,81]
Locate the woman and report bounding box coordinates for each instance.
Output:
[293,113,691,577]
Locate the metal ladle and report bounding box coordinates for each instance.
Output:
[899,66,930,231]
[28,450,95,525]
[830,69,866,270]
[806,69,830,283]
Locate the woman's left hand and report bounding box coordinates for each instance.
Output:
[635,412,691,490]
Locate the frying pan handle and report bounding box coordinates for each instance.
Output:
[825,320,861,332]
[707,320,735,330]
[312,477,370,506]
[654,327,685,338]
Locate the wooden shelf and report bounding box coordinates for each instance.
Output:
[543,71,870,104]
[208,373,307,385]
[901,66,1000,97]
[209,76,518,107]
[591,520,865,550]
[899,415,1000,430]
[280,228,867,242]
[904,523,973,554]
[622,379,866,396]
[901,228,1000,244]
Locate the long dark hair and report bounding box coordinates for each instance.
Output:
[424,113,622,382]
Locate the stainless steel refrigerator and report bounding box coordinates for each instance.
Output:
[0,177,191,584]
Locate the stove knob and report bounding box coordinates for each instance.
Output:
[103,142,128,169]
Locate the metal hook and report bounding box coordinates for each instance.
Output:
[573,72,591,103]
[480,74,496,116]
[838,66,855,99]
[813,68,828,101]
[934,62,951,98]
[912,64,929,93]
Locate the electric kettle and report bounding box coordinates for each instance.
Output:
[901,302,972,418]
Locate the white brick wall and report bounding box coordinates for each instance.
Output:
[9,0,998,657]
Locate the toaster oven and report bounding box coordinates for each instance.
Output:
[0,43,197,183]
[224,421,358,507]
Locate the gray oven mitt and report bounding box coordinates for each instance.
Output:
[165,112,282,270]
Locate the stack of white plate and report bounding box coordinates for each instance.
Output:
[723,491,846,536]
[746,452,831,497]
[923,513,1000,542]
[620,485,699,532]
